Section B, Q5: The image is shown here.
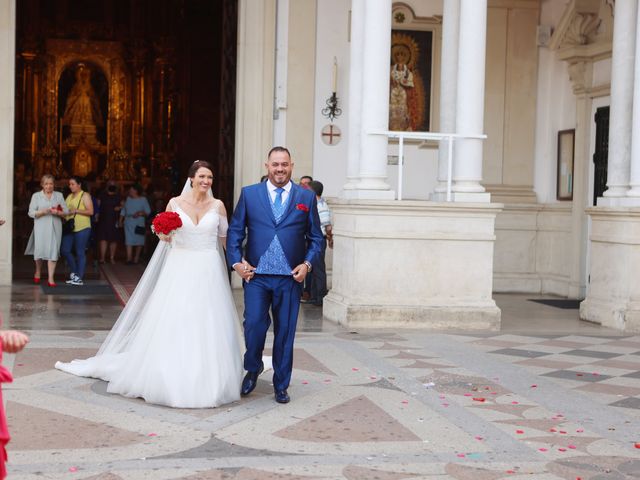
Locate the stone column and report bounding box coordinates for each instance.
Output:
[342,0,365,192]
[351,0,394,199]
[628,2,640,200]
[0,0,16,285]
[433,0,459,199]
[601,0,637,202]
[452,0,490,202]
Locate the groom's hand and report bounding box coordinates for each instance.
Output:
[292,263,310,283]
[234,260,256,282]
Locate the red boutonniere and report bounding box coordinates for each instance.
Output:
[296,203,309,212]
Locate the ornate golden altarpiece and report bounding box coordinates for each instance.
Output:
[16,37,176,184]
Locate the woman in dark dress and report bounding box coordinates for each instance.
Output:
[95,182,123,264]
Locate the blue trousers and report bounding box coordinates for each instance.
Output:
[243,274,302,391]
[60,228,91,279]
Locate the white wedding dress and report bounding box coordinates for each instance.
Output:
[56,197,244,408]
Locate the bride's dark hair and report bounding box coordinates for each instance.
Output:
[188,160,214,178]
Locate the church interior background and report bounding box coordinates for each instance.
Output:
[11,0,238,255]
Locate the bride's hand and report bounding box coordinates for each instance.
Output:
[158,233,172,243]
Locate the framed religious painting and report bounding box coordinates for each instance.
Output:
[389,3,440,138]
[557,129,575,200]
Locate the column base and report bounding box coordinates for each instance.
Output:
[324,294,500,330]
[597,196,640,207]
[581,206,640,332]
[341,189,396,200]
[580,298,640,332]
[324,199,503,330]
[430,191,491,203]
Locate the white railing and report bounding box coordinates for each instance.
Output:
[369,131,487,201]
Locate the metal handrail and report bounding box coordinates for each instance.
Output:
[369,130,487,201]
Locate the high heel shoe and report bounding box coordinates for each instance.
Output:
[47,282,57,287]
[33,277,41,284]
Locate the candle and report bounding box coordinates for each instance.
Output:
[31,131,36,159]
[332,57,338,93]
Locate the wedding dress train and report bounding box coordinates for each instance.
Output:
[56,200,243,408]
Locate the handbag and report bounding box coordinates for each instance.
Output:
[134,225,146,235]
[62,192,84,235]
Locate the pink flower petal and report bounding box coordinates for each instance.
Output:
[302,381,309,385]
[558,448,567,452]
[549,428,557,433]
[576,429,584,433]
[475,436,483,441]
[511,401,519,404]
[568,445,576,449]
[456,453,465,458]
[464,393,472,397]
[516,430,524,434]
[472,397,486,402]
[530,384,537,388]
[538,448,548,452]
[401,400,409,404]
[69,467,78,472]
[147,433,157,437]
[352,367,359,371]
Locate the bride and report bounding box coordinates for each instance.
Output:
[56,161,243,408]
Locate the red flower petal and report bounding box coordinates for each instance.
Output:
[472,397,486,402]
[516,430,524,434]
[568,445,576,449]
[538,448,548,452]
[634,443,640,449]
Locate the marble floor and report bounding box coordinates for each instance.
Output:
[0,273,639,479]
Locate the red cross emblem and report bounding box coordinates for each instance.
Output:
[321,124,342,146]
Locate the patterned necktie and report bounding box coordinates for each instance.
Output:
[274,187,285,218]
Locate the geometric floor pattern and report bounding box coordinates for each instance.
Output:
[1,282,640,479]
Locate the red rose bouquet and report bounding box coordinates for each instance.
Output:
[151,211,183,237]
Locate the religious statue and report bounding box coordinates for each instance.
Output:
[71,141,97,178]
[389,33,426,132]
[62,63,104,145]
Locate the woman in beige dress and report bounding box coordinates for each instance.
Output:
[25,174,68,286]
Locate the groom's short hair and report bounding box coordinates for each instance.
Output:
[268,146,291,160]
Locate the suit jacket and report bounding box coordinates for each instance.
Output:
[226,182,324,271]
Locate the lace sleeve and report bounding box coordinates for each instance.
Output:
[216,200,228,237]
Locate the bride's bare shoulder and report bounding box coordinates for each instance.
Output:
[166,196,182,212]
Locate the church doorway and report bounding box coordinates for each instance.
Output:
[12,0,238,263]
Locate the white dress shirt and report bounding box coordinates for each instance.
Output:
[266,180,292,205]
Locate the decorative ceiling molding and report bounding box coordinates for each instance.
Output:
[549,0,602,51]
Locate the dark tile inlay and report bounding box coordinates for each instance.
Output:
[609,397,640,410]
[489,348,549,358]
[542,370,611,382]
[562,349,621,359]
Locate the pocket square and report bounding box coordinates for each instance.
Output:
[296,203,309,212]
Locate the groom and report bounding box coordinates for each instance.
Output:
[227,147,324,404]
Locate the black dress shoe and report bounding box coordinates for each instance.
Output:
[274,389,290,404]
[241,365,264,396]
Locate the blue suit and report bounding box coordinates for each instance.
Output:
[227,181,324,391]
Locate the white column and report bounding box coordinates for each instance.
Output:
[452,0,490,202]
[0,0,16,285]
[601,0,637,203]
[628,2,640,200]
[433,0,460,198]
[343,0,365,192]
[351,0,394,199]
